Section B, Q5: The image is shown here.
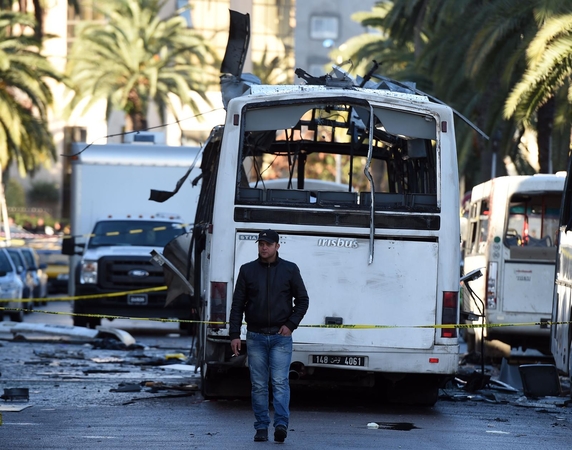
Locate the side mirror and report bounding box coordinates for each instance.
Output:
[460,268,483,283]
[61,237,85,255]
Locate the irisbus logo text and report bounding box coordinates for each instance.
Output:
[318,238,359,248]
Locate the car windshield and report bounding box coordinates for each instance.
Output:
[21,250,38,269]
[0,251,14,272]
[505,193,561,247]
[7,249,24,268]
[37,250,68,266]
[87,220,186,249]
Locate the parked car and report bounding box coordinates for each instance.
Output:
[0,248,25,322]
[36,247,69,294]
[20,247,48,305]
[6,247,35,313]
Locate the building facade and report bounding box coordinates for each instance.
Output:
[11,0,378,220]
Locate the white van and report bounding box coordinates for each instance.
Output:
[463,174,564,353]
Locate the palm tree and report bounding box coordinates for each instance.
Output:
[338,0,570,184]
[0,0,81,40]
[505,12,572,168]
[0,10,63,243]
[66,0,217,132]
[252,46,292,85]
[330,4,417,80]
[0,11,62,174]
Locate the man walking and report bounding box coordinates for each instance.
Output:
[230,229,309,443]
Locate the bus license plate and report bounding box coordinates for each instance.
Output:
[128,294,148,305]
[312,355,365,367]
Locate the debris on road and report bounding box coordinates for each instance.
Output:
[110,383,142,393]
[0,321,137,348]
[141,381,198,393]
[1,388,29,401]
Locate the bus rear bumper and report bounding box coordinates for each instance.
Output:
[292,344,459,376]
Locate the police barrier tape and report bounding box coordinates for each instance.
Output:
[0,286,167,303]
[0,302,570,329]
[0,287,567,329]
[10,230,561,328]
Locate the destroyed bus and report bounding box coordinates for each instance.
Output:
[158,11,465,406]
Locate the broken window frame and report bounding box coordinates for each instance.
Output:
[234,98,440,214]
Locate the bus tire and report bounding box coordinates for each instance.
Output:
[200,360,213,400]
[179,318,197,336]
[390,375,440,406]
[375,374,440,407]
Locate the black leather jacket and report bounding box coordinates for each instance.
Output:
[229,254,309,340]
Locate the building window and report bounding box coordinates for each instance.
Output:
[310,15,339,40]
[67,0,106,52]
[177,0,193,27]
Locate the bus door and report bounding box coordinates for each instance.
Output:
[500,193,560,317]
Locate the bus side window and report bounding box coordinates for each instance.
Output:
[476,200,489,253]
[467,200,481,254]
[468,221,478,254]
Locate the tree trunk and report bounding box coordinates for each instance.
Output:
[32,0,43,40]
[128,111,148,132]
[127,90,148,131]
[537,96,555,173]
[0,169,11,245]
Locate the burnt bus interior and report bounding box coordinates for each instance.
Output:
[235,99,439,214]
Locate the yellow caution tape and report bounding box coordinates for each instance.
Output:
[0,304,570,329]
[0,286,167,303]
[0,306,217,325]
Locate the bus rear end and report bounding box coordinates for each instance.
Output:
[463,175,564,353]
[195,82,460,405]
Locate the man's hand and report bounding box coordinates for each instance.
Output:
[231,338,241,355]
[278,325,292,336]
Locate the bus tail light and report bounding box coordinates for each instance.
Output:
[486,261,498,309]
[209,282,227,329]
[441,291,458,338]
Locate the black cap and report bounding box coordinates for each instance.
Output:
[256,229,279,244]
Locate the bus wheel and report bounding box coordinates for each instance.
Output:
[200,360,212,399]
[385,374,440,407]
[179,320,197,336]
[73,315,100,329]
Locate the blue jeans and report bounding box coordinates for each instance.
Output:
[246,331,293,430]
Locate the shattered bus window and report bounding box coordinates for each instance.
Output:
[235,101,438,214]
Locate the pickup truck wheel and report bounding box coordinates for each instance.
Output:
[23,299,33,314]
[9,308,24,322]
[87,317,101,329]
[73,316,89,328]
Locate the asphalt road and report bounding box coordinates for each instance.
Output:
[1,301,572,449]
